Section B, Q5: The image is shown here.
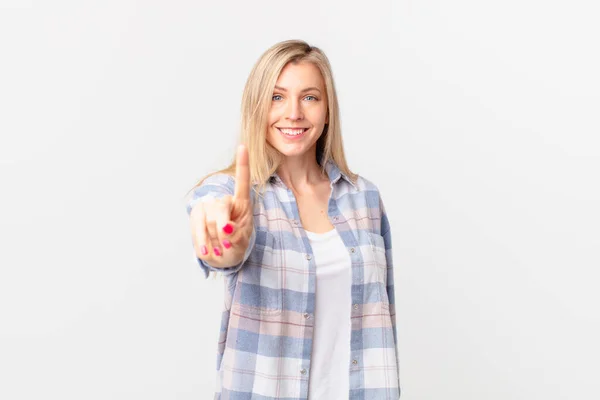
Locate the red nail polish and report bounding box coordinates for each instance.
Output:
[222,239,231,249]
[223,224,234,235]
[201,245,208,256]
[213,247,221,256]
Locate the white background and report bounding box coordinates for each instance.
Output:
[1,1,599,399]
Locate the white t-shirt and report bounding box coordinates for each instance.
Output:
[305,228,352,399]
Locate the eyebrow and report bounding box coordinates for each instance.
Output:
[273,85,322,93]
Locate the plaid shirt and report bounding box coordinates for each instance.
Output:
[186,160,400,399]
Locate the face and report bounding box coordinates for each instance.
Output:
[266,61,328,160]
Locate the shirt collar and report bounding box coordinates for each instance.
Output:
[269,159,356,190]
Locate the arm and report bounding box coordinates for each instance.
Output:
[380,195,400,391]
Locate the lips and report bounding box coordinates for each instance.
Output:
[278,128,309,132]
[277,128,309,137]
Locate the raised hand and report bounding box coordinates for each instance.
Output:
[190,144,253,268]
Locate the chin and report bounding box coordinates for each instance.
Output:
[271,144,308,158]
[267,128,320,158]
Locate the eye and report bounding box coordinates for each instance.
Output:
[305,95,317,101]
[272,94,283,101]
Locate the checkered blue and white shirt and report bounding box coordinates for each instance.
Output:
[186,160,400,399]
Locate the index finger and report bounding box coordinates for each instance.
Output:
[233,144,250,201]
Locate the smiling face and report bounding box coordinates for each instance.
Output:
[266,61,328,160]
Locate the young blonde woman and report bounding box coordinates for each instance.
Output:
[186,40,400,399]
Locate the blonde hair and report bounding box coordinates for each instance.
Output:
[187,39,357,279]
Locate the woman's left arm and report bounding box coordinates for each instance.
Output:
[380,196,395,318]
[380,195,400,387]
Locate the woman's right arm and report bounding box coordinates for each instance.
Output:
[186,145,255,278]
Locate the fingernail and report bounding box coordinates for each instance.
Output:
[223,224,234,235]
[222,239,231,249]
[201,245,208,256]
[213,247,221,256]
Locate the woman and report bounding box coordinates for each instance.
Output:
[186,40,400,399]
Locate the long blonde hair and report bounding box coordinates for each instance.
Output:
[187,39,357,197]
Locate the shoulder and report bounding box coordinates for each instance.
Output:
[353,174,381,193]
[350,173,389,215]
[186,173,236,215]
[351,174,384,204]
[199,172,236,190]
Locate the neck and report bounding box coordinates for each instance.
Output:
[276,153,327,192]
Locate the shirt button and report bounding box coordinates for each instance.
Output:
[352,359,358,365]
[333,216,339,221]
[353,304,359,310]
[303,313,310,319]
[300,368,307,375]
[305,254,312,260]
[350,247,356,253]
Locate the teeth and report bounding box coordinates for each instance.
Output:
[279,128,306,136]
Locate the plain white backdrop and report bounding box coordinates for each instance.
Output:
[1,0,599,399]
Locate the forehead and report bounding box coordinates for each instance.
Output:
[275,61,325,89]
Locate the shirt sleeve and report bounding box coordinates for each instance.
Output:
[380,194,400,392]
[185,173,256,279]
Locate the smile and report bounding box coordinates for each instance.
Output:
[277,128,309,138]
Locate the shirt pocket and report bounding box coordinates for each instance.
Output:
[231,229,283,316]
[368,233,390,307]
[369,233,387,267]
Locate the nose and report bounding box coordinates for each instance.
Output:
[286,97,304,121]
